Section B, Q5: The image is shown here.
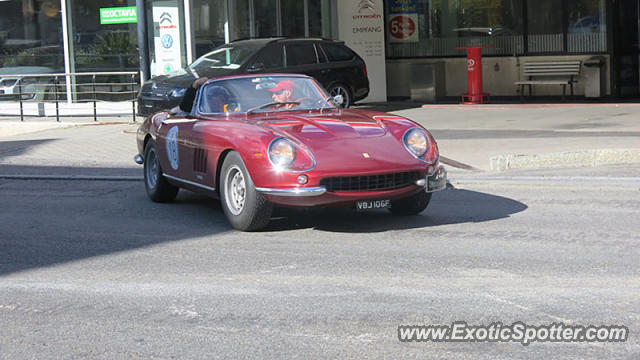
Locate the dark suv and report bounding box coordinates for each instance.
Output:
[137,38,369,116]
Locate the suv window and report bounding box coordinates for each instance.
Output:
[249,44,284,69]
[285,43,318,67]
[321,43,355,62]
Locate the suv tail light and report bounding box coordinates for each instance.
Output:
[361,64,367,77]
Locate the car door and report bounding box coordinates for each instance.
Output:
[245,44,285,74]
[155,114,199,183]
[283,42,325,81]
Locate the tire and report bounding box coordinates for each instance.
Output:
[389,191,432,216]
[144,141,179,202]
[328,83,352,108]
[220,151,273,231]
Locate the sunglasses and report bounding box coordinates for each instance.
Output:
[273,90,286,95]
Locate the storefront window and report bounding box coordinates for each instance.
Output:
[0,0,64,73]
[567,0,606,52]
[281,0,304,37]
[230,0,250,40]
[71,0,139,72]
[527,0,563,53]
[254,0,278,37]
[193,0,227,58]
[386,0,524,58]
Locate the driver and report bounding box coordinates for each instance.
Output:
[268,80,299,109]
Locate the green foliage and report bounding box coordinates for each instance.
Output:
[84,31,139,66]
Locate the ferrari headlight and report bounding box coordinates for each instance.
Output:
[403,128,429,157]
[268,138,297,168]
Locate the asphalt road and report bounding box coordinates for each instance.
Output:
[0,165,639,359]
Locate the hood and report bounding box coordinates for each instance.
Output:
[148,67,240,88]
[255,110,387,141]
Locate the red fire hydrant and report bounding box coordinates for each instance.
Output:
[456,46,491,104]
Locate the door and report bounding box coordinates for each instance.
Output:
[612,0,640,97]
[155,117,198,182]
[246,44,285,73]
[284,42,325,81]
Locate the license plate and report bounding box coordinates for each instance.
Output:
[356,199,391,211]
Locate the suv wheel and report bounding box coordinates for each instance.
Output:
[328,83,352,108]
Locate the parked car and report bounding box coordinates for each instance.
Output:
[137,38,369,116]
[0,66,58,100]
[134,74,445,231]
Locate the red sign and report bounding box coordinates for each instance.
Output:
[389,15,415,39]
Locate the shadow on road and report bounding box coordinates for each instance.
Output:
[266,188,527,233]
[0,160,527,275]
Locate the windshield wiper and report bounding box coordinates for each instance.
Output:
[246,102,300,114]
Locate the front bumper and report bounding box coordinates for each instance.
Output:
[425,165,447,193]
[256,165,447,206]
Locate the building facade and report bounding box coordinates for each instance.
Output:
[0,0,638,101]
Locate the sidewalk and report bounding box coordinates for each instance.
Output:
[0,102,639,173]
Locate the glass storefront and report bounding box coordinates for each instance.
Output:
[70,0,139,72]
[192,0,227,58]
[0,0,64,73]
[386,0,608,58]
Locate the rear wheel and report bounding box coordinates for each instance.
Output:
[144,141,179,202]
[328,83,352,108]
[220,151,273,231]
[389,191,431,215]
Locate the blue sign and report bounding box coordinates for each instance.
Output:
[161,34,173,49]
[388,0,418,14]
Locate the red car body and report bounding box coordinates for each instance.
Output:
[136,74,446,230]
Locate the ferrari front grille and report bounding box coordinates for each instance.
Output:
[320,171,421,192]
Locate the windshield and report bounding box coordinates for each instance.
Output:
[188,45,256,73]
[198,76,336,114]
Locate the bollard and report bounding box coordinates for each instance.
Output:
[131,74,136,123]
[54,76,60,122]
[18,78,24,122]
[92,74,97,122]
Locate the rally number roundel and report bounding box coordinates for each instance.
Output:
[166,126,179,170]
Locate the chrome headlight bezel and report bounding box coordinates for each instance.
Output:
[402,128,429,159]
[268,137,297,169]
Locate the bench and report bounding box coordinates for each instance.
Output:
[514,61,581,100]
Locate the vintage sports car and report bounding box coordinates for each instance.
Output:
[135,74,446,231]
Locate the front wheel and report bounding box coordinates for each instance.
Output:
[220,151,273,231]
[389,191,432,215]
[144,141,179,202]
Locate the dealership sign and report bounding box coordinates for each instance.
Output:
[337,0,386,102]
[100,7,138,24]
[387,0,419,42]
[151,4,182,76]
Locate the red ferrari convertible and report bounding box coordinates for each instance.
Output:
[135,74,446,231]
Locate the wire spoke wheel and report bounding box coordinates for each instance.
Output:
[225,165,247,215]
[145,148,159,189]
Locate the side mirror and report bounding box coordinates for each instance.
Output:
[247,62,265,72]
[333,95,344,106]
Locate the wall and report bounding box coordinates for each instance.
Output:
[387,55,611,99]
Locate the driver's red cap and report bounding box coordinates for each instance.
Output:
[268,80,295,92]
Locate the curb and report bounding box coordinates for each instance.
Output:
[489,149,640,171]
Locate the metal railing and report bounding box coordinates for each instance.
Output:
[0,71,140,122]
